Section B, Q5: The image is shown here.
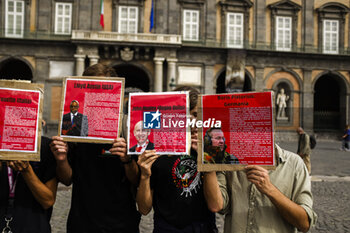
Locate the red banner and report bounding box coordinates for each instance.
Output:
[60,78,123,141]
[0,88,40,152]
[128,92,189,155]
[201,92,275,166]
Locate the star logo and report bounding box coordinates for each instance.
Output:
[150,110,161,122]
[143,110,162,129]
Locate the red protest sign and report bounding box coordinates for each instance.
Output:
[0,82,43,161]
[59,77,124,143]
[198,92,275,171]
[128,92,190,155]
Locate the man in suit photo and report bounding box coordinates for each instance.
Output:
[61,100,88,137]
[129,121,154,153]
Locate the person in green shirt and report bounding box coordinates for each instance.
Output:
[203,145,317,233]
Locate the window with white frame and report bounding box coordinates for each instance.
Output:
[118,6,138,33]
[183,10,199,41]
[275,16,292,51]
[55,3,72,35]
[323,20,339,54]
[226,13,243,48]
[5,0,25,38]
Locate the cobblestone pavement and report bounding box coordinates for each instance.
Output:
[51,140,350,233]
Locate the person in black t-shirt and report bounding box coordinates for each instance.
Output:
[0,136,57,233]
[136,86,217,233]
[50,64,140,233]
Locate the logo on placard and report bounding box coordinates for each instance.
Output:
[143,110,162,129]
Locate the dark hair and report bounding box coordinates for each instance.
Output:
[173,86,199,111]
[83,63,117,77]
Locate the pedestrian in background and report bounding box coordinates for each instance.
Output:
[297,127,312,174]
[341,125,350,151]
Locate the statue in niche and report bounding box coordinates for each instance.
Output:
[276,88,289,120]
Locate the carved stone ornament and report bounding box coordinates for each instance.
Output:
[120,47,134,62]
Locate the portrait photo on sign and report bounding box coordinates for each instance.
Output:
[197,92,276,171]
[128,92,190,155]
[58,76,124,143]
[0,81,44,161]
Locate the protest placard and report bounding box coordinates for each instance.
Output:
[128,92,190,155]
[197,91,275,171]
[58,77,124,143]
[0,81,43,161]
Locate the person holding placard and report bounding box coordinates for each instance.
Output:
[50,64,140,233]
[0,136,57,233]
[203,145,317,233]
[136,86,218,233]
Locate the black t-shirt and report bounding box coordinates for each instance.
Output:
[151,151,215,229]
[0,136,56,233]
[66,143,140,233]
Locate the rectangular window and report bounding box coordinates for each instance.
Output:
[183,10,199,41]
[55,3,72,35]
[5,0,24,38]
[275,16,292,51]
[323,20,339,54]
[118,6,138,33]
[227,13,243,48]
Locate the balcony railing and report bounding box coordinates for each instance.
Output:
[0,28,71,41]
[71,30,182,45]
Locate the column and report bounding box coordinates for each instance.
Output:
[74,54,85,76]
[167,58,177,91]
[254,67,265,91]
[89,55,100,66]
[204,65,214,94]
[154,57,165,92]
[302,69,314,131]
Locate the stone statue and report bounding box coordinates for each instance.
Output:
[276,88,289,120]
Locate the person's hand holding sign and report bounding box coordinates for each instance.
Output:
[137,150,159,179]
[110,138,128,162]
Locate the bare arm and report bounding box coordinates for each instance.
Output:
[8,161,58,210]
[203,171,223,212]
[245,165,310,232]
[50,136,72,186]
[136,150,159,215]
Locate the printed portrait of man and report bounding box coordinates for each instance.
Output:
[203,127,239,164]
[61,100,88,137]
[129,120,154,153]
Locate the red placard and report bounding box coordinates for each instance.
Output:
[0,88,40,153]
[59,77,124,143]
[198,92,275,171]
[128,92,190,155]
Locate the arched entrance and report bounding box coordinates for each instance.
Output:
[113,64,150,92]
[216,70,252,93]
[314,74,346,130]
[0,58,33,80]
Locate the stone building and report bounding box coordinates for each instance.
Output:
[0,0,349,138]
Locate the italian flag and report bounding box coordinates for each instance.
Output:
[100,0,104,28]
